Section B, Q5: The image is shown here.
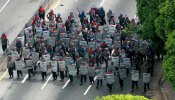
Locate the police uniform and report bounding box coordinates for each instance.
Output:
[40,60,47,81]
[51,59,58,81]
[7,57,14,79]
[23,48,30,61]
[26,59,34,80]
[105,37,113,55]
[65,56,73,76]
[76,57,82,76]
[131,70,139,92]
[79,63,88,85]
[88,65,95,85]
[31,52,39,70]
[117,68,127,90]
[58,60,66,82]
[15,59,24,79]
[68,61,76,82]
[96,68,105,89]
[106,71,114,92]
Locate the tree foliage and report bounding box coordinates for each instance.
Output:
[136,0,166,55]
[136,0,175,87]
[95,94,149,100]
[123,22,143,35]
[163,31,175,87]
[155,0,175,42]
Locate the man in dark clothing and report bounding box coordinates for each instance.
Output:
[1,33,8,52]
[78,45,85,58]
[7,56,14,79]
[99,7,106,25]
[79,10,86,25]
[38,6,45,20]
[16,39,22,54]
[118,14,125,28]
[65,17,72,34]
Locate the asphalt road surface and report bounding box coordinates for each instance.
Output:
[0,0,140,100]
[0,0,45,55]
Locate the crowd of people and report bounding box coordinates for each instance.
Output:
[4,6,156,93]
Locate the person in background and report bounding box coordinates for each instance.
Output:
[65,17,72,34]
[79,10,86,25]
[58,58,66,82]
[51,57,58,81]
[47,9,56,21]
[88,63,95,85]
[15,57,24,80]
[96,66,104,89]
[7,55,14,79]
[56,13,63,23]
[1,32,9,52]
[68,61,76,83]
[99,7,106,25]
[16,39,22,54]
[26,56,34,80]
[32,14,40,26]
[106,70,114,93]
[80,62,88,85]
[38,6,45,20]
[40,58,47,81]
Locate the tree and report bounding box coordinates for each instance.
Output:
[163,31,175,87]
[136,0,175,88]
[155,0,175,42]
[136,0,166,56]
[95,94,149,100]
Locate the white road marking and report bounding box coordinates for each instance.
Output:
[0,0,10,14]
[41,74,52,89]
[99,0,106,7]
[52,0,62,10]
[83,76,97,95]
[62,79,70,89]
[134,14,137,19]
[0,58,7,71]
[21,74,28,83]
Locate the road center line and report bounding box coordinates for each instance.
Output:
[0,58,7,71]
[0,0,10,14]
[62,79,70,89]
[52,0,62,10]
[99,0,106,7]
[21,74,28,83]
[83,76,97,95]
[41,74,52,89]
[0,69,8,81]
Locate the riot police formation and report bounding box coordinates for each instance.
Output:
[6,7,156,93]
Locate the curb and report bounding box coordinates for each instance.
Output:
[159,75,168,100]
[160,86,168,100]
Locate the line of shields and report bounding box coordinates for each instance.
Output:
[109,56,151,84]
[12,53,70,74]
[13,17,150,75]
[17,19,147,57]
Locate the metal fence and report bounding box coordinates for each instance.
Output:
[0,0,58,71]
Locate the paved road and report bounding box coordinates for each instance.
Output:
[0,0,45,55]
[0,0,154,100]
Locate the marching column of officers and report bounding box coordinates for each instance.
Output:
[5,7,154,94]
[7,46,152,93]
